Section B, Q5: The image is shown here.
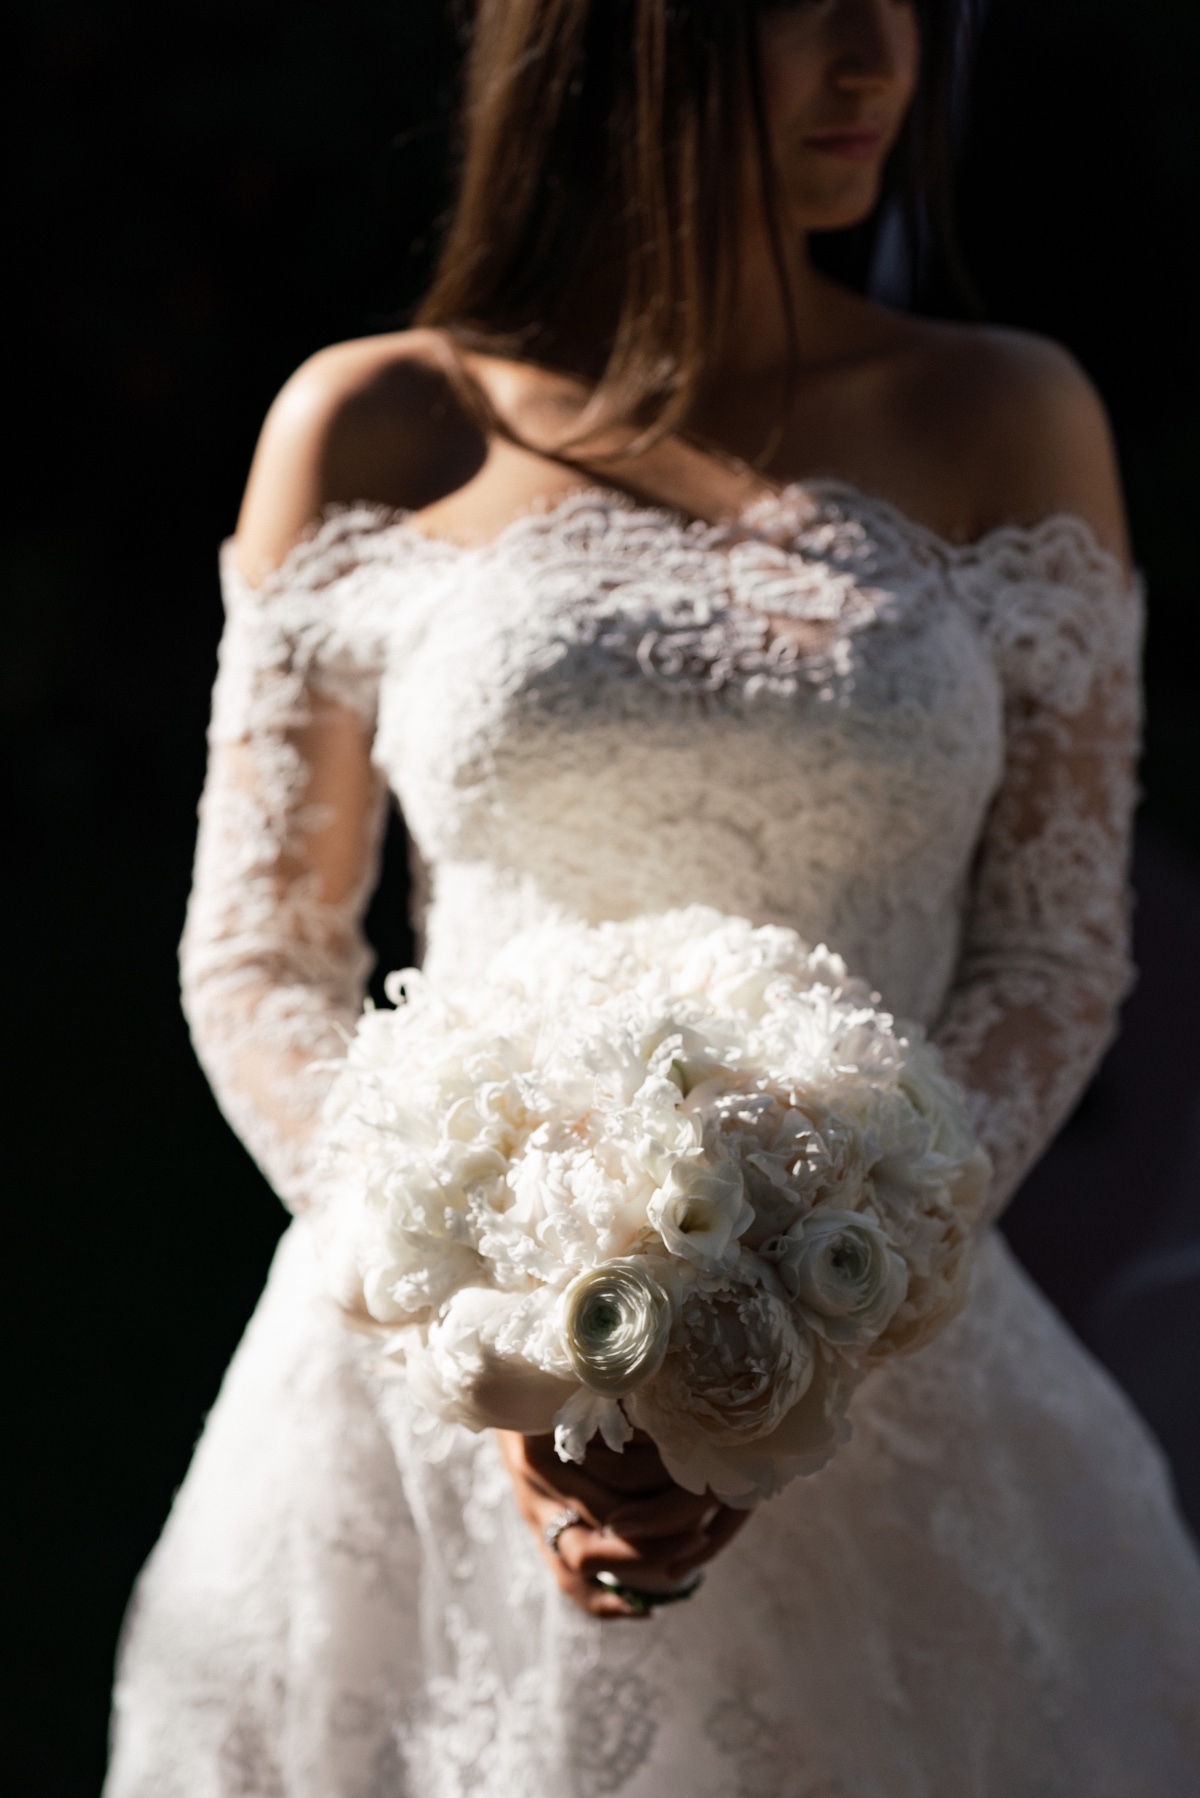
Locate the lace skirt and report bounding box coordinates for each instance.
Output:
[105,1222,1200,1798]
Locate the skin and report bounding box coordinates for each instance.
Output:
[233,0,1132,1616]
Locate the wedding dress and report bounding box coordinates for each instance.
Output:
[106,484,1200,1797]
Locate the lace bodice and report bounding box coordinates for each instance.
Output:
[180,483,1141,1222]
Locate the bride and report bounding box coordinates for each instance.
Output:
[106,1,1200,1792]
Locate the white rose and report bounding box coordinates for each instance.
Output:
[405,1286,576,1434]
[559,1259,674,1395]
[648,1158,754,1270]
[766,1208,906,1348]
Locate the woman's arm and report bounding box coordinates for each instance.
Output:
[180,603,388,1211]
[933,345,1141,1220]
[934,565,1141,1218]
[182,335,474,1210]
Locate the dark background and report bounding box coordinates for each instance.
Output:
[4,2,1199,1791]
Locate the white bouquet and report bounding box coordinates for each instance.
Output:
[322,908,991,1505]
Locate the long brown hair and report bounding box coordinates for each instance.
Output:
[418,0,977,450]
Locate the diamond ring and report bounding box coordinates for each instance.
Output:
[542,1507,585,1556]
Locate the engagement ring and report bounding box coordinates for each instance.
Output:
[542,1507,585,1556]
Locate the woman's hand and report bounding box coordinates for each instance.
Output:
[496,1427,751,1619]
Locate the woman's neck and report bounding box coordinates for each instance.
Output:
[689,235,904,468]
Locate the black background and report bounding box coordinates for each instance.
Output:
[4,3,1200,1791]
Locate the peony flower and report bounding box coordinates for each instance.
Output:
[630,1284,816,1500]
[559,1259,675,1395]
[765,1208,907,1347]
[659,1341,862,1505]
[636,1284,812,1447]
[648,1157,754,1270]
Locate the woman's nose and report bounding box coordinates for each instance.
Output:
[829,0,911,89]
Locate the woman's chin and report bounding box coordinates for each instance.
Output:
[787,172,885,239]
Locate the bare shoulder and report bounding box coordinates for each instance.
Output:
[889,319,1130,563]
[234,329,486,582]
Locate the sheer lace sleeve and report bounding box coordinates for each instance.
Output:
[179,508,405,1213]
[934,519,1143,1219]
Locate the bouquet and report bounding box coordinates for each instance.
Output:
[322,908,991,1505]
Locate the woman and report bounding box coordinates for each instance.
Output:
[107,1,1200,1792]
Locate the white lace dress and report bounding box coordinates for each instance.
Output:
[106,486,1200,1797]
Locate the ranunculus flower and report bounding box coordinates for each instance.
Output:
[648,1157,753,1269]
[767,1208,907,1347]
[559,1259,674,1395]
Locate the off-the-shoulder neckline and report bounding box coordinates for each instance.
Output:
[228,477,1131,596]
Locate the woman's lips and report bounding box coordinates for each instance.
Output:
[803,128,885,164]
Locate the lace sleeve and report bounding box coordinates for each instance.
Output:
[933,519,1143,1220]
[179,508,404,1213]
